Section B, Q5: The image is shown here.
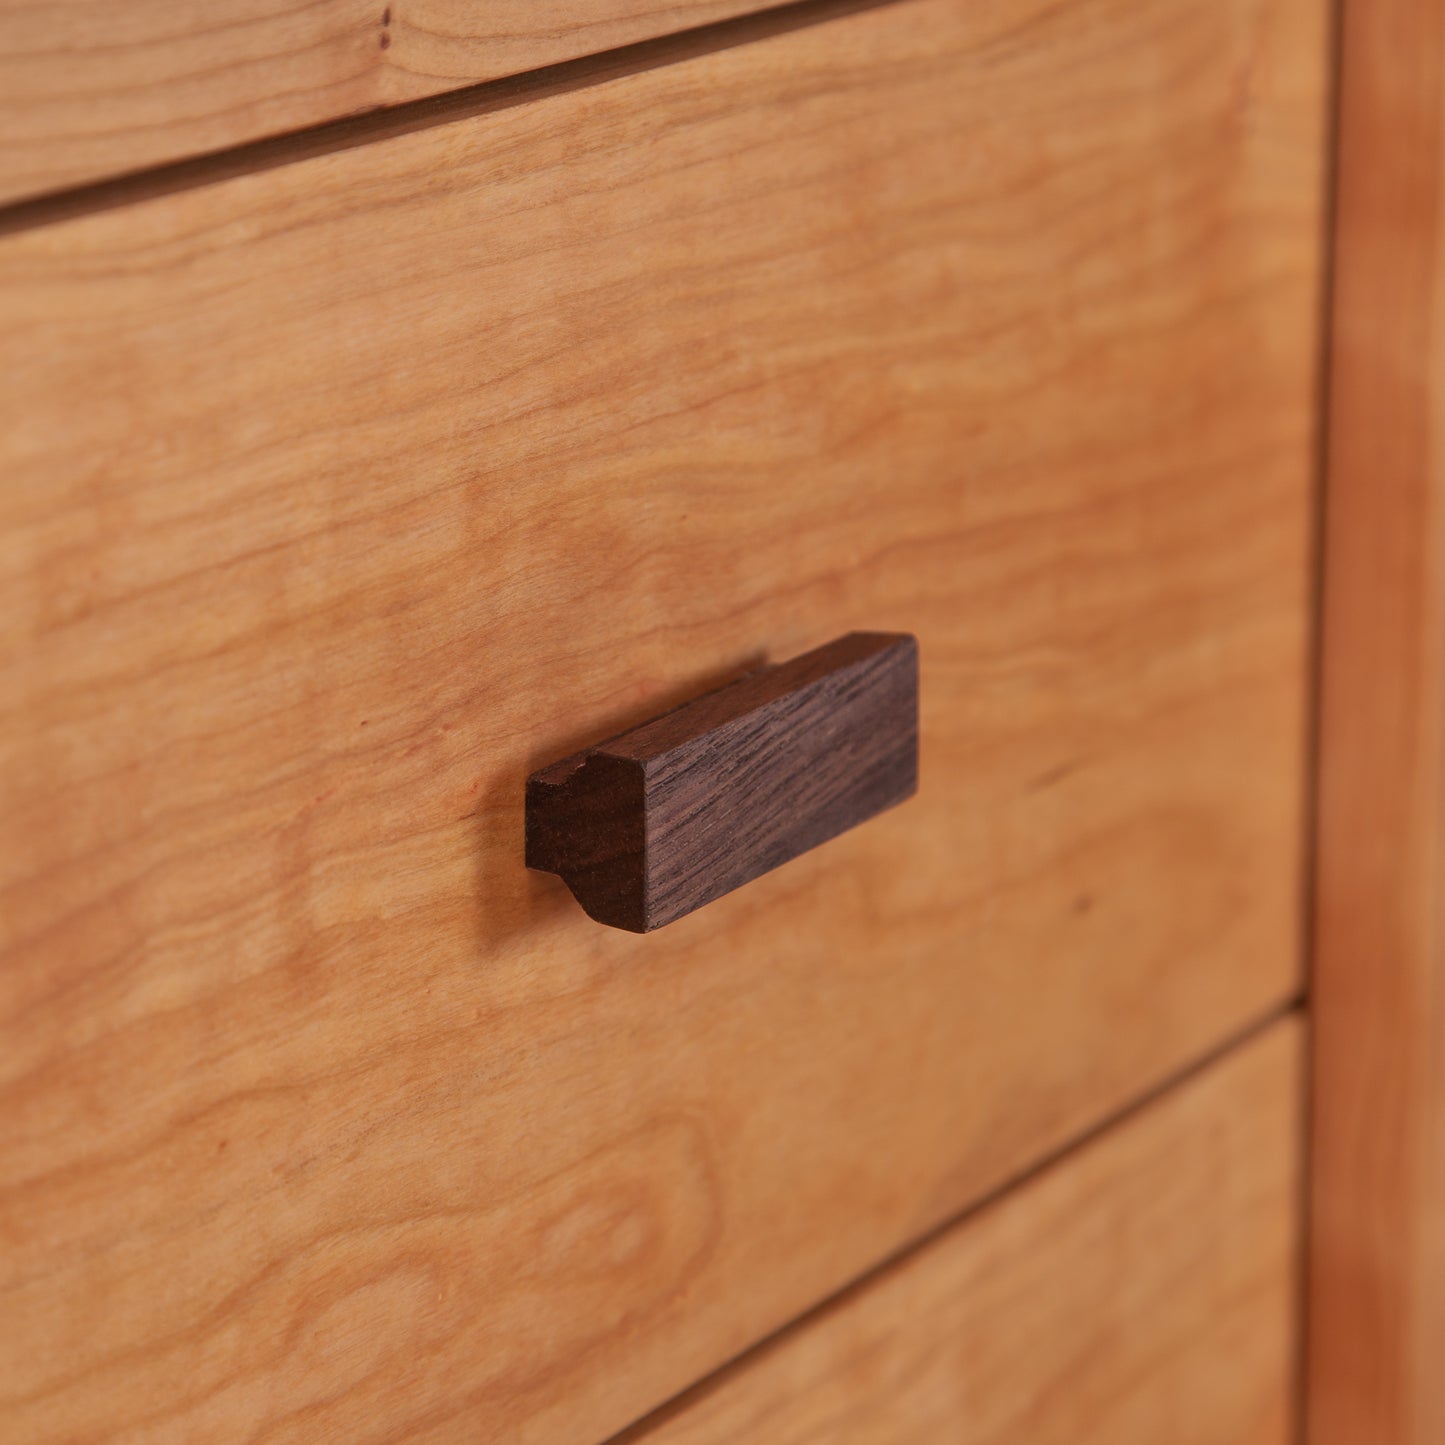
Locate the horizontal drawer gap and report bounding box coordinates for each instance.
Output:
[605,994,1305,1445]
[0,0,903,240]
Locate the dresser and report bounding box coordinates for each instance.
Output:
[0,1,1436,1441]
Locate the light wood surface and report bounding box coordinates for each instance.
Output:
[0,0,785,207]
[1309,2,1445,1439]
[0,0,1326,1439]
[620,1017,1304,1445]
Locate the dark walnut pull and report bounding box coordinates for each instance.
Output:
[525,632,919,932]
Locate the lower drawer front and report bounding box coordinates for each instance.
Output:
[622,1018,1303,1445]
[0,0,1323,1441]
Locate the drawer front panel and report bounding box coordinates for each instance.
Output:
[0,0,788,206]
[620,1019,1304,1445]
[0,0,1325,1440]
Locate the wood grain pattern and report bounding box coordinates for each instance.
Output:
[0,0,1326,1439]
[0,0,787,206]
[527,633,918,931]
[619,1017,1304,1445]
[1309,2,1445,1440]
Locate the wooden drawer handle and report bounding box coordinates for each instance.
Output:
[525,632,919,932]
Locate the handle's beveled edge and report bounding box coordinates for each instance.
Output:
[605,632,913,767]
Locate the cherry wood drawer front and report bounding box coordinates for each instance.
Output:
[0,0,1325,1440]
[621,1019,1304,1445]
[0,0,789,206]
